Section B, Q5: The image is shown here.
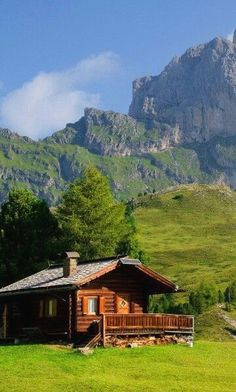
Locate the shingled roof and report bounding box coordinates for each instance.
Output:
[0,257,144,296]
[0,256,179,296]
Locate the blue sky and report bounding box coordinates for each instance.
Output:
[0,0,236,139]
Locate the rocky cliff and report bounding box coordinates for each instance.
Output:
[129,35,236,144]
[46,108,182,156]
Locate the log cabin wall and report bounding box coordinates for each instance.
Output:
[76,266,148,333]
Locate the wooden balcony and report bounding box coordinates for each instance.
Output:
[102,313,194,337]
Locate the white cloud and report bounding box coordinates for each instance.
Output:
[0,52,120,139]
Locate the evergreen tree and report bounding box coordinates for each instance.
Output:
[224,281,236,303]
[0,188,59,284]
[192,291,206,314]
[218,289,224,303]
[189,284,219,314]
[57,167,134,260]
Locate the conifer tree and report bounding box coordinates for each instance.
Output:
[0,188,59,284]
[57,167,133,260]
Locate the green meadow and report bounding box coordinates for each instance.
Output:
[0,342,235,392]
[135,184,236,290]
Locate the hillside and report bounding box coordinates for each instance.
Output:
[0,129,216,205]
[135,184,236,290]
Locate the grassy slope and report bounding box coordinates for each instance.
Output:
[0,342,235,392]
[0,137,174,202]
[135,184,236,290]
[0,136,215,204]
[195,307,235,341]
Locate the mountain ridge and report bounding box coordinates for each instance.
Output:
[129,35,236,144]
[1,32,236,204]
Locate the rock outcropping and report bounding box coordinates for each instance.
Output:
[46,108,182,156]
[129,35,236,144]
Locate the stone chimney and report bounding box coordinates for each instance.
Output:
[63,252,80,277]
[233,29,236,44]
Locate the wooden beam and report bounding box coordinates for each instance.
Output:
[68,293,72,342]
[135,264,178,291]
[3,304,7,339]
[102,313,106,347]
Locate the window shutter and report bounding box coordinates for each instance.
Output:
[99,296,105,314]
[82,297,88,315]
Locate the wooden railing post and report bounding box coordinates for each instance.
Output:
[102,313,106,347]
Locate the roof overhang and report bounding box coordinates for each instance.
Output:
[0,284,77,298]
[133,263,182,293]
[76,259,181,293]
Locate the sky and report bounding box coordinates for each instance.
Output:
[0,0,236,139]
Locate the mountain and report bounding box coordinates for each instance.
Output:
[129,35,236,144]
[45,107,182,156]
[1,32,236,204]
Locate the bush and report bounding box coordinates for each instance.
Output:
[225,302,232,312]
[189,284,218,314]
[149,283,219,316]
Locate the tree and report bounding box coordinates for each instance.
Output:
[0,188,60,285]
[116,200,150,264]
[57,167,133,260]
[218,289,224,304]
[224,281,236,304]
[189,283,219,314]
[148,294,174,313]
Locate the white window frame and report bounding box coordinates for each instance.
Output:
[87,297,98,315]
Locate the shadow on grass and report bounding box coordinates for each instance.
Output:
[0,339,71,347]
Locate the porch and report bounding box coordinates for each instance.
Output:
[89,313,194,347]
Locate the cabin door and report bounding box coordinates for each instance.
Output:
[116,293,130,314]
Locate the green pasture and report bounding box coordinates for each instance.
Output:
[0,342,235,392]
[135,184,236,290]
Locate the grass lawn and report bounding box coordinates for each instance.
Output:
[0,342,235,392]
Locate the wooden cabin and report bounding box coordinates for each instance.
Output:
[0,253,194,347]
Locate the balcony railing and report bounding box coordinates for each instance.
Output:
[103,313,194,337]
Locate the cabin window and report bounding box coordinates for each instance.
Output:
[82,296,105,315]
[88,297,98,315]
[39,298,57,318]
[46,299,57,317]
